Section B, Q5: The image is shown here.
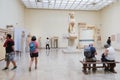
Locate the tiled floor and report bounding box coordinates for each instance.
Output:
[0,48,120,80]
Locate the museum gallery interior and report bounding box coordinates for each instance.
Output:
[0,0,120,80]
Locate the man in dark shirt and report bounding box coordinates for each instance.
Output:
[107,37,111,46]
[85,44,97,61]
[2,34,17,70]
[84,44,97,72]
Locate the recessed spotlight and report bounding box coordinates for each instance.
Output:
[36,0,42,2]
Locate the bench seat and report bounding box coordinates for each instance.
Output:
[80,60,120,74]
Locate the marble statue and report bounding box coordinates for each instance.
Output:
[26,33,31,52]
[62,12,80,53]
[21,31,26,53]
[68,12,77,37]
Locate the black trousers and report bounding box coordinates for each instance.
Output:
[103,60,116,71]
[46,44,50,49]
[86,57,96,71]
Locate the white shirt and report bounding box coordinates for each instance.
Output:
[106,46,115,60]
[46,39,50,44]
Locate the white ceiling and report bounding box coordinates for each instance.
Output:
[21,0,117,11]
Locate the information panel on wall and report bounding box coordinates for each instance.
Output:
[79,28,94,47]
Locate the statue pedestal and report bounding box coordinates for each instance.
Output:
[63,36,80,53]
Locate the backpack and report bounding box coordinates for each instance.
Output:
[84,46,92,58]
[29,42,36,53]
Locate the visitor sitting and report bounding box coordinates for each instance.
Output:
[84,44,97,71]
[101,44,116,73]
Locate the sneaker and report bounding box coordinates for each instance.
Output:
[112,71,117,73]
[92,68,97,71]
[2,67,8,70]
[109,70,117,73]
[35,66,37,70]
[104,68,109,71]
[11,66,17,70]
[29,67,31,72]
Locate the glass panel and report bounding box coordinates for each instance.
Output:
[69,0,76,1]
[55,3,60,6]
[76,0,82,1]
[43,3,49,6]
[21,0,115,10]
[75,1,80,4]
[31,2,36,4]
[22,0,28,1]
[62,1,68,3]
[49,4,54,8]
[23,1,30,5]
[68,1,74,3]
[56,1,61,3]
[37,3,42,7]
[29,0,35,2]
[43,0,49,3]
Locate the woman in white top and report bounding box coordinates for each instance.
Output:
[103,44,116,73]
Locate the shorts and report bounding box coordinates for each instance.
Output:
[5,52,15,61]
[30,52,38,58]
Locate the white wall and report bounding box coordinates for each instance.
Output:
[0,0,25,28]
[0,0,25,59]
[100,1,120,49]
[25,9,100,48]
[0,0,120,49]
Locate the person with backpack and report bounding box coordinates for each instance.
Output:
[29,36,39,71]
[84,44,97,71]
[2,34,17,70]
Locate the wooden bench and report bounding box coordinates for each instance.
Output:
[80,60,120,74]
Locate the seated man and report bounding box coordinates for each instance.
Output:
[84,44,97,71]
[101,44,116,73]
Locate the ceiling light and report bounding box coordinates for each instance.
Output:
[36,0,42,2]
[91,2,97,6]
